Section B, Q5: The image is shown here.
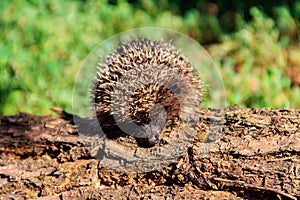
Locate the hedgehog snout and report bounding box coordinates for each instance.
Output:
[142,105,167,146]
[147,133,159,147]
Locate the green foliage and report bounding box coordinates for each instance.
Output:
[214,7,300,108]
[1,0,300,115]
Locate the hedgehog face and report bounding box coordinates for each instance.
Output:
[138,125,160,147]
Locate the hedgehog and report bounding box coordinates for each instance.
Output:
[91,37,202,147]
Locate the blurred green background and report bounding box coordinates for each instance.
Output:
[1,0,300,116]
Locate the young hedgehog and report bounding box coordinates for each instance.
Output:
[92,37,202,147]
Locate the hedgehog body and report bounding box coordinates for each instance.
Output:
[92,37,202,147]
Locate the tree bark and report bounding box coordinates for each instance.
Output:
[0,107,299,199]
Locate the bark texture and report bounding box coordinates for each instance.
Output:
[0,107,299,199]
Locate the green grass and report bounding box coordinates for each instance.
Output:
[1,0,300,116]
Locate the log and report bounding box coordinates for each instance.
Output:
[0,106,299,199]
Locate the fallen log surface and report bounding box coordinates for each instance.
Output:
[0,106,299,199]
